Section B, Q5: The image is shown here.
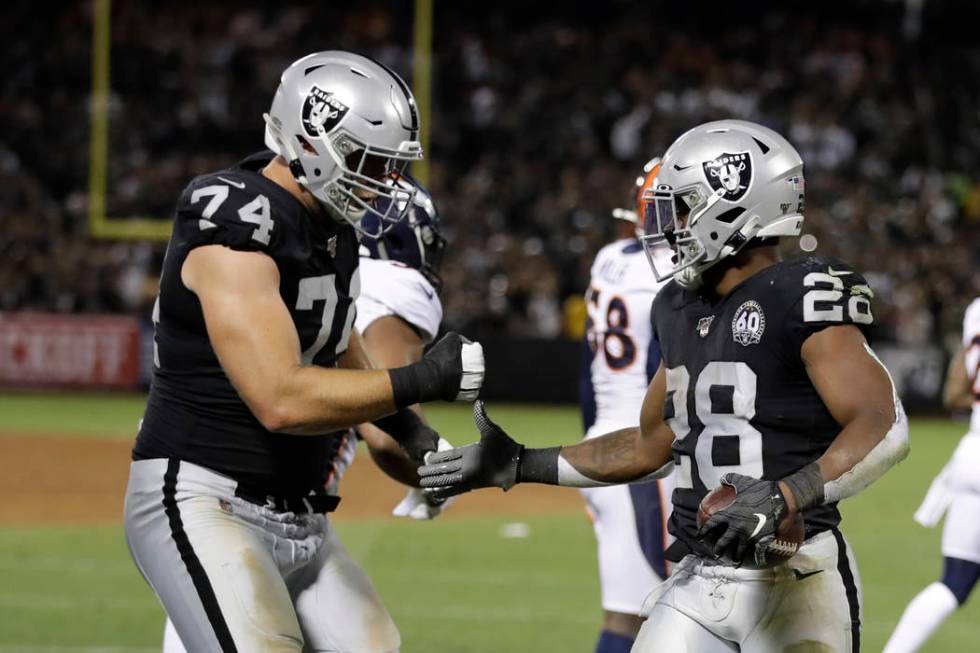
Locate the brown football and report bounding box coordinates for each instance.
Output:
[697,484,805,568]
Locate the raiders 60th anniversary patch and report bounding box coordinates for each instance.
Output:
[732,300,765,346]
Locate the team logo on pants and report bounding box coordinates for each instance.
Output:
[732,300,765,346]
[703,152,752,202]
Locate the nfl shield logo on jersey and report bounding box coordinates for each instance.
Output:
[703,152,752,202]
[697,315,715,338]
[731,300,765,346]
[302,86,349,137]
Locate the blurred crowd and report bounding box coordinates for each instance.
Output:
[3,1,979,347]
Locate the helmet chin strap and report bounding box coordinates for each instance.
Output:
[718,214,760,259]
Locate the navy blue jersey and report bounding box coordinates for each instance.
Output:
[134,152,360,498]
[653,256,874,556]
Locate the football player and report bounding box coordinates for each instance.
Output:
[161,176,451,652]
[579,158,675,653]
[419,120,909,652]
[883,296,980,653]
[124,51,483,653]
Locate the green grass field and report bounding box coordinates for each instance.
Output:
[0,392,977,652]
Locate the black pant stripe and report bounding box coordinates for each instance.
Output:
[163,459,238,652]
[832,528,861,653]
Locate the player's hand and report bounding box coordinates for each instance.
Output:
[697,473,789,567]
[393,437,456,519]
[417,401,523,500]
[401,421,441,464]
[424,332,485,401]
[392,488,456,520]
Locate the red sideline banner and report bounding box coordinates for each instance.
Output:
[0,313,141,389]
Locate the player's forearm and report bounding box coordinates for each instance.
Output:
[817,399,909,503]
[362,422,422,486]
[780,399,909,513]
[262,365,398,434]
[260,333,479,435]
[519,427,673,488]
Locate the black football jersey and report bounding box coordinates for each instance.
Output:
[133,152,360,498]
[652,256,875,556]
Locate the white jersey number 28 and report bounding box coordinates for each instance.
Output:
[664,361,764,490]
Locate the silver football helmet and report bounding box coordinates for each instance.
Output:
[639,120,805,289]
[263,51,424,237]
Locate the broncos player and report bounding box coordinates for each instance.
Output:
[420,120,909,652]
[357,175,455,517]
[161,176,451,652]
[580,158,675,653]
[124,51,484,653]
[884,297,980,653]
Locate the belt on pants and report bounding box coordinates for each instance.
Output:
[233,487,342,514]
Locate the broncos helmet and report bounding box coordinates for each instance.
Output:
[612,157,663,238]
[360,175,447,290]
[639,120,804,289]
[263,51,424,237]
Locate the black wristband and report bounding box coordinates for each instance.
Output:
[781,462,825,512]
[388,358,449,409]
[516,447,560,485]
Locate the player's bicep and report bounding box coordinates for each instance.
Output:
[802,324,895,431]
[182,245,300,418]
[361,316,426,368]
[339,329,376,370]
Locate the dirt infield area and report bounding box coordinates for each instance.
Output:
[0,433,584,526]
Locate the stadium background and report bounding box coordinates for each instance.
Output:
[1,0,979,650]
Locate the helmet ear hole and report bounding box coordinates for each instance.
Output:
[296,135,319,155]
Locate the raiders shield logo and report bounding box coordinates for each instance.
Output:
[703,151,752,202]
[302,86,349,137]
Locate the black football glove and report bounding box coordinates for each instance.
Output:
[697,472,788,567]
[417,401,523,500]
[371,408,439,465]
[388,332,485,407]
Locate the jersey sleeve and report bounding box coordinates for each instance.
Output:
[782,258,876,356]
[173,175,279,254]
[355,260,443,343]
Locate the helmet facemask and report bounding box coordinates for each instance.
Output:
[266,115,421,238]
[640,183,725,289]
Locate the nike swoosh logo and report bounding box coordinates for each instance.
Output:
[750,513,767,538]
[827,267,852,277]
[793,569,824,581]
[419,283,435,300]
[218,176,246,189]
[674,164,695,171]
